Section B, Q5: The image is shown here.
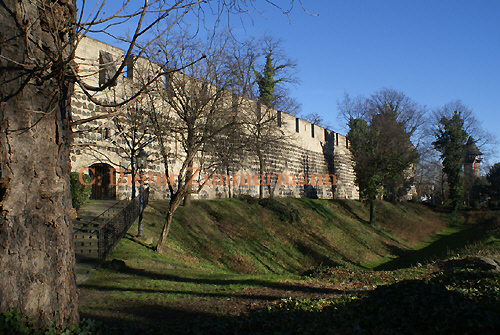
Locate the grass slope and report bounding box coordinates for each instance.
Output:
[75,198,500,333]
[129,198,456,274]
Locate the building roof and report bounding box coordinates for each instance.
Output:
[466,142,482,156]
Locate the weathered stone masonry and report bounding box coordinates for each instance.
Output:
[70,37,359,200]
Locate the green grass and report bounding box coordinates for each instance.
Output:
[103,198,500,275]
[141,199,384,273]
[76,198,500,333]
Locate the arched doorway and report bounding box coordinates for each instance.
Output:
[89,163,116,200]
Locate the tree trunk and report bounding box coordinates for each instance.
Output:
[389,182,396,203]
[441,171,446,205]
[183,160,193,207]
[131,152,136,200]
[0,0,78,327]
[369,198,375,224]
[183,191,192,206]
[156,194,183,253]
[227,166,232,198]
[257,150,264,199]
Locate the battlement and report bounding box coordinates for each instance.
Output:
[70,36,359,201]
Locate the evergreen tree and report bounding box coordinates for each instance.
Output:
[433,111,469,209]
[486,163,500,208]
[249,43,298,198]
[256,53,279,107]
[343,88,421,223]
[347,118,383,223]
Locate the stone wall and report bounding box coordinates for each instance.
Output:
[70,37,359,201]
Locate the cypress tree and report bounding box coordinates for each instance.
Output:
[256,53,278,107]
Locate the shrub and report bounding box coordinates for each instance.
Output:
[238,194,259,205]
[0,307,103,335]
[70,171,91,210]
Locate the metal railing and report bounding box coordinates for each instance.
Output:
[95,187,149,263]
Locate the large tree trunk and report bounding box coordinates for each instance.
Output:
[226,166,232,198]
[0,0,79,327]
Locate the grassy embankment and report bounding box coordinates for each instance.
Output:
[101,197,498,273]
[77,198,500,333]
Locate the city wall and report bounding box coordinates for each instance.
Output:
[70,37,359,201]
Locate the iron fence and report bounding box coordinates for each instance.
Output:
[97,187,150,263]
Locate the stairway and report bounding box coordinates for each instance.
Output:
[73,201,129,261]
[73,200,130,284]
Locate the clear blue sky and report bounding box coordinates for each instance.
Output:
[231,0,500,163]
[82,0,500,164]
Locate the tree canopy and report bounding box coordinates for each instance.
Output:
[486,163,500,207]
[432,111,469,208]
[341,88,422,222]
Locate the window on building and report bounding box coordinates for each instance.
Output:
[296,118,300,132]
[336,133,339,146]
[311,124,315,138]
[123,55,134,79]
[277,111,282,127]
[99,51,117,87]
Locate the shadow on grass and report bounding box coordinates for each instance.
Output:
[81,270,500,334]
[333,199,369,225]
[295,198,336,220]
[124,235,156,251]
[375,212,500,271]
[80,302,232,333]
[374,225,478,270]
[235,274,500,335]
[80,266,347,297]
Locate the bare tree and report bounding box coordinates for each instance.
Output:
[303,112,329,128]
[143,29,247,253]
[0,0,305,327]
[0,0,203,326]
[239,35,300,198]
[420,100,497,205]
[339,89,425,141]
[243,102,290,198]
[112,102,156,200]
[254,35,301,112]
[414,148,443,203]
[337,92,369,127]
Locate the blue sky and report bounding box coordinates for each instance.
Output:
[82,0,500,164]
[230,0,500,162]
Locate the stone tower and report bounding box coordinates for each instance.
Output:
[463,137,482,205]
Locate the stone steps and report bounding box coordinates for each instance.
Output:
[73,199,137,284]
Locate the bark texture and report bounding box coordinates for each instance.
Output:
[156,193,183,254]
[0,0,79,327]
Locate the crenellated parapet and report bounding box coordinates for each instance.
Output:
[70,37,360,200]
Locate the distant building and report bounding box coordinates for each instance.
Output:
[464,139,483,205]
